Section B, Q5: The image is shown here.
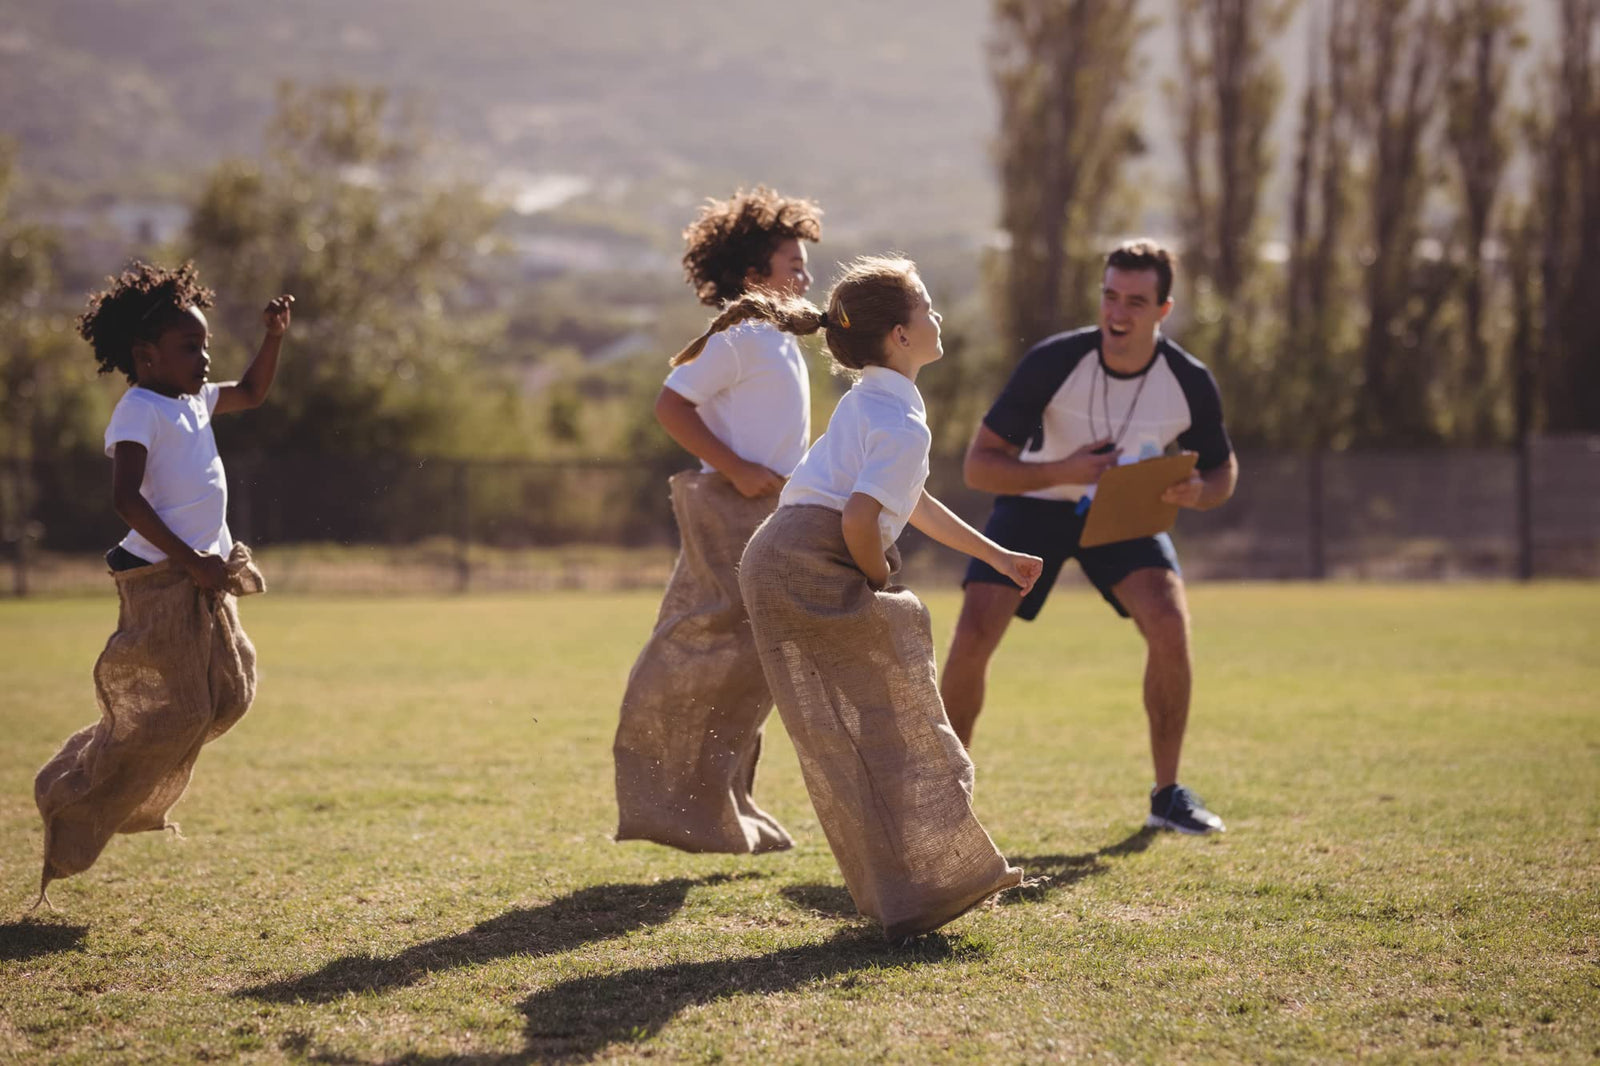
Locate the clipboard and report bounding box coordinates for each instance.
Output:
[1078,452,1198,548]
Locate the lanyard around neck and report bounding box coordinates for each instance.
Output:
[1091,356,1151,448]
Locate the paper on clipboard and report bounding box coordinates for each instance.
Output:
[1078,452,1199,548]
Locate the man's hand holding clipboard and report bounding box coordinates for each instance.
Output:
[1078,451,1200,548]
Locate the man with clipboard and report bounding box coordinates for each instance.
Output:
[944,241,1239,835]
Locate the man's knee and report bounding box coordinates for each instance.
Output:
[1119,571,1190,650]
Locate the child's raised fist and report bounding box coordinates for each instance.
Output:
[263,294,295,336]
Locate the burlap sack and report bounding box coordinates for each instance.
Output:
[34,543,265,899]
[738,505,1022,940]
[613,470,793,854]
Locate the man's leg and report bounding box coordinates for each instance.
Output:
[1110,566,1223,832]
[1111,567,1192,789]
[940,582,1024,748]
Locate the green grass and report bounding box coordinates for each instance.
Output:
[1,583,1597,1063]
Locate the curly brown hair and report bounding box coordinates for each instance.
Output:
[672,255,921,374]
[681,186,823,307]
[77,261,216,383]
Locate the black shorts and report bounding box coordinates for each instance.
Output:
[963,494,1180,620]
[105,545,152,572]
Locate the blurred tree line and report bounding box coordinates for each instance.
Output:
[982,0,1599,451]
[1,0,1594,521]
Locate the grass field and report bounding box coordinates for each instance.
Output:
[1,583,1596,1063]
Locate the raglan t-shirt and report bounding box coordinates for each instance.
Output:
[663,319,811,477]
[981,327,1233,502]
[103,383,232,562]
[780,366,931,549]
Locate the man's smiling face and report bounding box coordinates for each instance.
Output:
[1099,266,1171,364]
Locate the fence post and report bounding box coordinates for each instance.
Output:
[8,456,35,598]
[454,460,471,593]
[1307,448,1326,580]
[1516,435,1534,581]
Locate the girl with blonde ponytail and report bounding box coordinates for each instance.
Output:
[613,187,821,855]
[737,256,1043,940]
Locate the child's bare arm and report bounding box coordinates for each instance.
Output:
[111,442,229,589]
[654,385,784,497]
[841,492,891,588]
[908,490,1042,595]
[215,295,293,416]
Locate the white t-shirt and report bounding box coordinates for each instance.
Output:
[662,319,810,477]
[103,383,233,562]
[981,328,1233,502]
[780,366,931,548]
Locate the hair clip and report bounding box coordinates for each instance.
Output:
[836,304,851,329]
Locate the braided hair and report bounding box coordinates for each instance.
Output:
[672,255,922,374]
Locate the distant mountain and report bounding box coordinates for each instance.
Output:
[0,0,1559,243]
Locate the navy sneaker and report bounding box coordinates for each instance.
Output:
[1147,784,1225,834]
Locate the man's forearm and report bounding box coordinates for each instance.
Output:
[964,448,1073,495]
[1194,458,1238,510]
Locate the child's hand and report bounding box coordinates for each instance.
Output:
[263,294,294,337]
[994,550,1043,596]
[728,459,785,498]
[182,551,231,591]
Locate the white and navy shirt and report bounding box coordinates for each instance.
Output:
[104,382,233,562]
[780,366,931,549]
[663,319,811,477]
[983,327,1233,502]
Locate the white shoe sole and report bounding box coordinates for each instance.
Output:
[1146,813,1225,835]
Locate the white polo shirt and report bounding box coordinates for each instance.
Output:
[780,366,931,548]
[663,319,811,477]
[104,383,233,562]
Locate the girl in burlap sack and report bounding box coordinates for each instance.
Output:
[698,256,1044,940]
[613,188,825,855]
[33,262,292,905]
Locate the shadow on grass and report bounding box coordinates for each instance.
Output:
[1004,826,1160,903]
[240,875,745,1004]
[0,920,89,961]
[741,831,1161,924]
[387,928,986,1064]
[777,883,857,918]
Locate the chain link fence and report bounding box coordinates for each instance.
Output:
[4,436,1597,596]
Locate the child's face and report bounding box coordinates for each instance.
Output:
[897,277,944,369]
[747,238,812,300]
[134,307,211,398]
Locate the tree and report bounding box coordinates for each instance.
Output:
[1172,0,1294,307]
[1532,0,1600,433]
[1284,0,1365,448]
[1442,0,1523,442]
[1350,0,1451,445]
[990,0,1149,356]
[185,83,519,458]
[0,141,113,585]
[1169,0,1296,447]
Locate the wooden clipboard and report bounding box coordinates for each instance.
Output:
[1078,452,1198,548]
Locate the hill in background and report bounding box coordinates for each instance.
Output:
[0,1,1560,246]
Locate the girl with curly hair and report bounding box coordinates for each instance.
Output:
[613,186,822,855]
[712,255,1039,939]
[33,261,292,902]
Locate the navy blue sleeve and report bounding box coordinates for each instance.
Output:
[1168,348,1233,471]
[981,332,1092,451]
